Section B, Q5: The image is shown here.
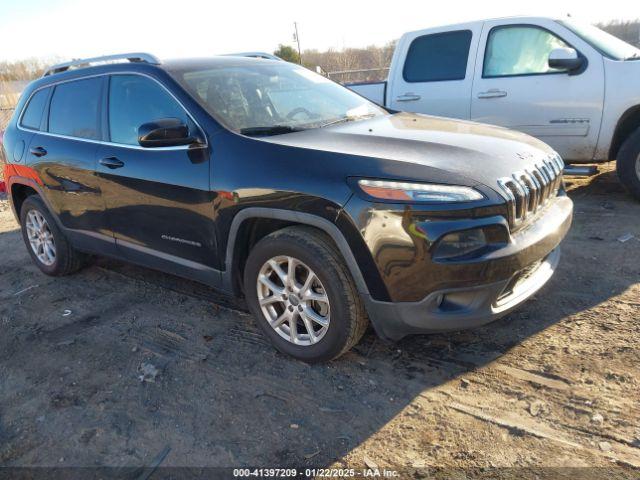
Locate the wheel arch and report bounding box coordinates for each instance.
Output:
[7,177,54,226]
[223,208,372,299]
[609,104,640,160]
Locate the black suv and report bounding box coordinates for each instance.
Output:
[3,53,573,362]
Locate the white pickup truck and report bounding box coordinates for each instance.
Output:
[348,17,640,199]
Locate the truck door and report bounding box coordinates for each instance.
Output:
[470,18,604,161]
[387,23,481,119]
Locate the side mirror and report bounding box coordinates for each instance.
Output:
[548,48,584,73]
[138,118,197,148]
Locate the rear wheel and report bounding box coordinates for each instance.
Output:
[617,127,640,201]
[20,195,87,276]
[243,226,368,362]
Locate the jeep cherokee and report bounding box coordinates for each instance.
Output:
[2,53,573,362]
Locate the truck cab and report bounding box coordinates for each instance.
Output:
[348,17,640,199]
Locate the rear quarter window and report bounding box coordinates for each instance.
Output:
[403,30,473,82]
[20,87,50,130]
[48,77,102,140]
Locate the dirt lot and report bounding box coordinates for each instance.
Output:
[0,163,639,478]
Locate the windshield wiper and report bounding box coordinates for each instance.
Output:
[625,53,640,60]
[320,113,377,128]
[239,125,305,137]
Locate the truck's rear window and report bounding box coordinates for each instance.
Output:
[403,30,472,83]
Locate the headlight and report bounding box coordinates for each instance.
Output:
[433,228,487,260]
[358,179,484,202]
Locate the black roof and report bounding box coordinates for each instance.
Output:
[27,55,285,93]
[11,54,295,127]
[162,56,282,71]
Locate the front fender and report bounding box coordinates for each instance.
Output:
[222,207,383,299]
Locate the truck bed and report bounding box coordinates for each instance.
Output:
[346,81,386,106]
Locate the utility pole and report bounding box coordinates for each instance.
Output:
[293,22,302,64]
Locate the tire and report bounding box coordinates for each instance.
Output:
[617,127,640,201]
[20,195,87,276]
[243,226,368,362]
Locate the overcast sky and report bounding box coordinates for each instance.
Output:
[0,0,638,62]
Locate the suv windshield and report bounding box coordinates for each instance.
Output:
[170,60,386,135]
[558,20,640,60]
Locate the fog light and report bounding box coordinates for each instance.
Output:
[433,228,487,260]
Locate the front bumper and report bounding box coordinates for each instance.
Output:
[362,196,573,341]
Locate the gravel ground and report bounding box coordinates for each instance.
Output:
[0,163,638,479]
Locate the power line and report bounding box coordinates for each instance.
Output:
[293,22,302,64]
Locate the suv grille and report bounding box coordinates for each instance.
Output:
[497,154,564,228]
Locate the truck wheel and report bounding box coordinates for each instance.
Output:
[243,226,368,362]
[20,195,87,276]
[617,127,640,201]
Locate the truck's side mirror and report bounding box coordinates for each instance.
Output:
[138,118,197,148]
[548,48,585,74]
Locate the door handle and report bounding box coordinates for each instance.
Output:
[477,90,508,99]
[99,157,125,169]
[396,93,421,102]
[29,146,47,157]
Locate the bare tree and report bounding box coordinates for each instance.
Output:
[0,58,51,82]
[0,57,62,109]
[596,19,640,47]
[303,41,396,83]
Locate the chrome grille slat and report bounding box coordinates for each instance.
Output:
[526,170,542,212]
[552,174,561,195]
[510,178,527,221]
[547,156,562,195]
[520,171,539,212]
[540,162,554,188]
[551,155,564,175]
[497,178,517,222]
[540,166,552,200]
[497,154,564,228]
[531,170,547,203]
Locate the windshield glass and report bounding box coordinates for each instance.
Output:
[558,20,640,60]
[170,61,386,134]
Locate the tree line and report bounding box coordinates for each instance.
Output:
[277,19,640,83]
[596,19,640,48]
[1,20,639,85]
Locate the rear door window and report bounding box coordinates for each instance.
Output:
[403,30,473,82]
[20,87,50,130]
[48,78,102,140]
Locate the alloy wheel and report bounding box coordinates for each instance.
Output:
[25,210,56,266]
[256,255,330,346]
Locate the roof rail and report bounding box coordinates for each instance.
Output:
[223,52,283,61]
[43,52,161,77]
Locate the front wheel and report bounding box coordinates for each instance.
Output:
[243,226,368,362]
[617,127,640,201]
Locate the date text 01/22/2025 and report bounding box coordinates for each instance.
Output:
[232,468,400,477]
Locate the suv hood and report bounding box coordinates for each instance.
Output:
[263,112,559,192]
